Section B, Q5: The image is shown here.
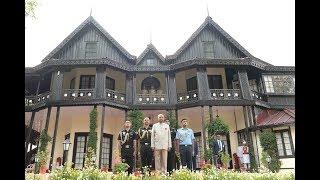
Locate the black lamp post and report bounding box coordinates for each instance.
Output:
[62,139,71,165]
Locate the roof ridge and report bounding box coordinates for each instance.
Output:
[137,43,165,64]
[41,16,136,63]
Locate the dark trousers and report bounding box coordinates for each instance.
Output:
[192,156,197,170]
[167,149,176,173]
[213,154,221,167]
[140,143,153,169]
[121,149,134,174]
[179,145,192,170]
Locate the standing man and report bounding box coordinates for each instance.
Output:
[117,120,137,174]
[137,117,153,170]
[166,119,177,173]
[212,134,225,168]
[175,118,195,170]
[151,114,172,174]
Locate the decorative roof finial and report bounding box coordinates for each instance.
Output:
[149,28,152,44]
[90,8,92,16]
[206,2,210,17]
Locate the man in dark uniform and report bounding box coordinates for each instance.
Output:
[212,134,225,168]
[166,119,177,173]
[137,117,153,170]
[117,120,137,174]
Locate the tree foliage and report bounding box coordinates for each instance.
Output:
[25,0,38,18]
[128,108,143,132]
[206,116,229,136]
[259,130,281,172]
[167,110,179,130]
[88,107,98,153]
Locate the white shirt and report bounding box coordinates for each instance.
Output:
[151,122,172,150]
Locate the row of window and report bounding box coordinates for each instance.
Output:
[237,129,295,158]
[70,75,115,90]
[263,75,295,94]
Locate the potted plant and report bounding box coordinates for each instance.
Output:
[220,152,231,170]
[37,150,49,174]
[35,129,51,174]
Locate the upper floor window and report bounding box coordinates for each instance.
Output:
[203,41,214,58]
[263,75,295,94]
[79,75,95,89]
[145,58,156,66]
[186,76,198,91]
[85,42,97,59]
[274,129,295,158]
[105,76,115,90]
[208,75,223,89]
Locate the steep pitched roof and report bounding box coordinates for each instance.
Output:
[136,43,165,64]
[41,16,136,62]
[166,16,272,66]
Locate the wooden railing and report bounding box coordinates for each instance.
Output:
[25,91,51,107]
[251,90,268,101]
[61,89,94,100]
[177,90,199,103]
[105,89,126,104]
[136,93,167,104]
[210,89,242,100]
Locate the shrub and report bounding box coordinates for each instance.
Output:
[206,116,229,136]
[113,162,130,174]
[259,130,282,172]
[128,109,144,132]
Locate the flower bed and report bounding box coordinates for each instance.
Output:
[26,167,294,180]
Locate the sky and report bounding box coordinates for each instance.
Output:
[25,0,295,67]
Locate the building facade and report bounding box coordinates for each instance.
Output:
[25,16,295,172]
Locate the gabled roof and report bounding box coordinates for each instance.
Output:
[256,108,295,127]
[136,43,165,64]
[41,16,136,62]
[166,16,272,66]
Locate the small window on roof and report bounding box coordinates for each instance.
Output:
[85,42,97,59]
[203,41,214,58]
[146,59,156,66]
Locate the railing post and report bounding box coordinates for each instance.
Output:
[237,69,252,100]
[94,66,106,99]
[125,73,134,105]
[196,66,211,100]
[51,69,65,101]
[166,72,177,104]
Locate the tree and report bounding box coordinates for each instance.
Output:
[128,109,144,132]
[259,130,281,172]
[84,107,98,168]
[167,110,179,130]
[25,0,38,18]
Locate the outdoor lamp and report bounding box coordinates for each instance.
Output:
[63,139,71,151]
[92,154,96,162]
[266,155,271,163]
[35,156,39,163]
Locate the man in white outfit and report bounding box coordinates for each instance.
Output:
[151,114,172,174]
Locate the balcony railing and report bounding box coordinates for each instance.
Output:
[105,89,126,104]
[62,89,94,100]
[136,94,167,104]
[177,90,199,103]
[210,89,242,100]
[251,90,268,101]
[25,91,51,107]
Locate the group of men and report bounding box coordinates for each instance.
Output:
[117,113,198,174]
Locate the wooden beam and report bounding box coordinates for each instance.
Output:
[25,111,36,162]
[49,107,61,170]
[99,105,106,168]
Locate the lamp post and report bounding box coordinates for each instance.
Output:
[62,139,71,165]
[266,154,271,170]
